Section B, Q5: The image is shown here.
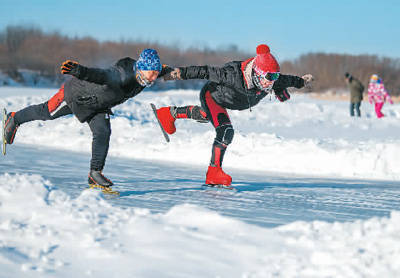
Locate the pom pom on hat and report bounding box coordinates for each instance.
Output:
[256,44,270,55]
[253,44,280,74]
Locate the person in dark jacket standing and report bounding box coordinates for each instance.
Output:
[3,49,172,189]
[157,44,314,187]
[345,72,364,117]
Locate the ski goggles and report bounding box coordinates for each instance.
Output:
[252,74,274,92]
[256,72,280,82]
[253,67,280,81]
[265,72,280,81]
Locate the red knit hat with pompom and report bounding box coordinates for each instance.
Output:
[253,44,280,74]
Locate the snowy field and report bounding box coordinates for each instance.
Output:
[1,86,400,277]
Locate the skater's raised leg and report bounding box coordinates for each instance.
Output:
[156,106,177,134]
[4,112,19,145]
[4,85,72,145]
[156,105,208,135]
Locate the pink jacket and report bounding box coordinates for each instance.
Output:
[368,82,393,104]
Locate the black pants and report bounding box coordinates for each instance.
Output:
[175,84,234,168]
[14,87,111,171]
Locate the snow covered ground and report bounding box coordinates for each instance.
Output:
[1,86,400,277]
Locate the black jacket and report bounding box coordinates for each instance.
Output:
[64,57,170,122]
[180,58,305,110]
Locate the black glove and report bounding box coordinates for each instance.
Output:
[275,89,291,102]
[163,67,182,81]
[61,60,80,76]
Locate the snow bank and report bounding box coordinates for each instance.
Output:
[0,173,399,277]
[1,87,400,181]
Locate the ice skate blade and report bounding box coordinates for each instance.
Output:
[202,184,236,191]
[89,184,120,195]
[150,103,170,143]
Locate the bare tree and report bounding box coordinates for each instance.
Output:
[1,25,399,95]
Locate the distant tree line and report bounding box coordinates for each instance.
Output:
[0,25,399,95]
[0,25,250,89]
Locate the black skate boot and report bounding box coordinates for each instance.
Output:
[88,170,119,194]
[88,170,113,187]
[4,112,19,144]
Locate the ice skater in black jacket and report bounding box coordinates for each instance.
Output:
[157,44,314,187]
[3,49,173,188]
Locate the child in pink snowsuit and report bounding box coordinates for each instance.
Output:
[368,74,393,118]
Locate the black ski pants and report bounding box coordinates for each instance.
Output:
[175,83,234,167]
[199,85,234,168]
[13,86,111,171]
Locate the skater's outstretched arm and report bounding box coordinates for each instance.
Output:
[272,74,314,102]
[164,65,237,87]
[157,65,176,79]
[61,60,122,87]
[164,66,314,91]
[273,74,305,91]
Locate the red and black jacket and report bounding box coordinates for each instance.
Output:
[179,59,305,111]
[64,57,171,122]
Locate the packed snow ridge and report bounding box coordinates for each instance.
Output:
[0,173,399,277]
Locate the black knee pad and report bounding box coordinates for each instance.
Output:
[215,125,234,146]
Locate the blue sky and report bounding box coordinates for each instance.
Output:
[1,0,399,60]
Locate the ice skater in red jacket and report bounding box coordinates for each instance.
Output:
[157,44,314,187]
